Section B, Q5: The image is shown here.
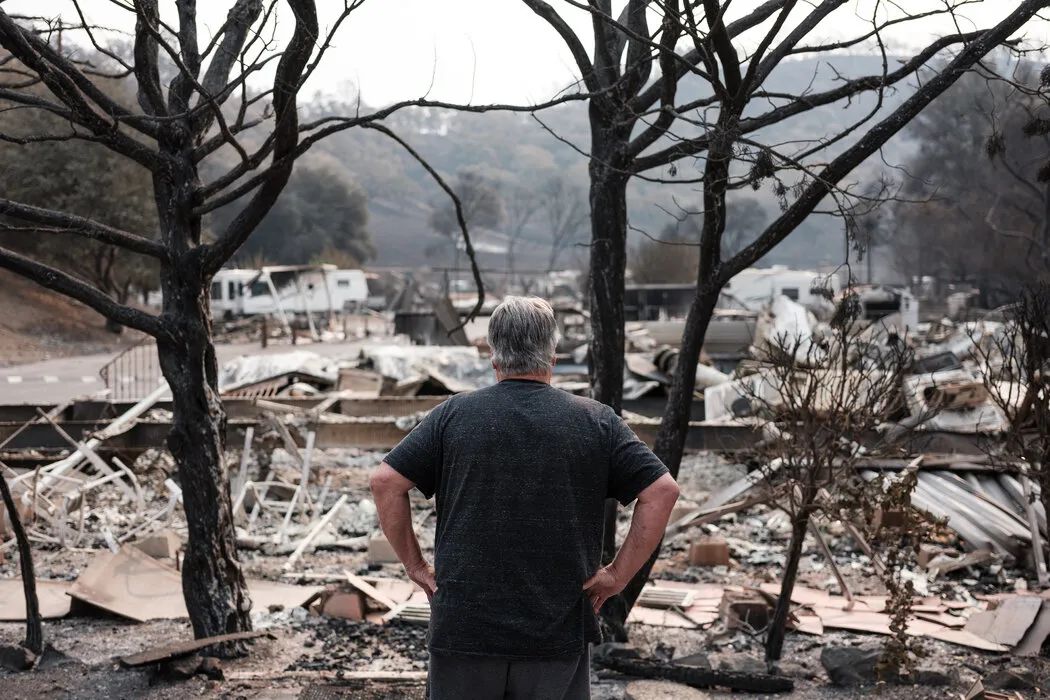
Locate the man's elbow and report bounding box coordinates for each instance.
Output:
[640,473,680,509]
[369,468,384,497]
[370,463,397,498]
[660,475,681,508]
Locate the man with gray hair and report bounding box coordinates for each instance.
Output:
[371,296,679,699]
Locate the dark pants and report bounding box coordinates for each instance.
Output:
[427,648,590,700]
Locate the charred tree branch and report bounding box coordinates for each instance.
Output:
[0,247,163,336]
[0,198,163,257]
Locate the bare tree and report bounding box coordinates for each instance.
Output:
[526,0,1048,635]
[539,175,587,271]
[431,171,505,243]
[0,3,495,647]
[501,183,538,285]
[739,313,911,664]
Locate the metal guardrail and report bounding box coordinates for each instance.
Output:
[99,337,161,401]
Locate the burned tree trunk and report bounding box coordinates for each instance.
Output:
[591,166,631,635]
[613,289,721,618]
[157,269,252,647]
[589,113,637,640]
[586,116,631,413]
[653,291,721,475]
[766,513,810,665]
[0,471,43,658]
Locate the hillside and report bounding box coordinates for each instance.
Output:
[301,54,923,271]
[0,270,145,367]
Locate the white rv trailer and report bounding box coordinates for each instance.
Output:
[209,269,257,319]
[209,265,368,327]
[721,266,841,311]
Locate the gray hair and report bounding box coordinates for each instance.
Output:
[488,296,560,376]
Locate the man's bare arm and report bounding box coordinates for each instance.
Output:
[584,473,679,613]
[369,462,437,599]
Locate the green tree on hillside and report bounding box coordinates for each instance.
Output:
[213,163,373,266]
[875,66,1050,305]
[631,198,766,284]
[430,170,504,241]
[0,81,157,325]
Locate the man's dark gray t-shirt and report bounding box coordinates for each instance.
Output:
[383,379,668,659]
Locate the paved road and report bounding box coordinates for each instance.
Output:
[0,340,374,405]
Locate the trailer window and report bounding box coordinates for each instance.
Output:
[250,281,270,296]
[337,280,350,288]
[781,287,799,301]
[228,281,237,299]
[210,281,222,299]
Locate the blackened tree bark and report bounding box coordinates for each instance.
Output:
[587,146,630,411]
[765,511,809,663]
[0,468,42,659]
[157,260,251,639]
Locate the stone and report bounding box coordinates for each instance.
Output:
[367,531,399,565]
[688,535,730,566]
[984,667,1037,690]
[0,644,37,672]
[153,654,223,681]
[197,656,224,680]
[820,646,882,687]
[624,680,709,700]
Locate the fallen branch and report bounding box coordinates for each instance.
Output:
[595,655,794,693]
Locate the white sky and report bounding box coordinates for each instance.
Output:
[7,1,1048,105]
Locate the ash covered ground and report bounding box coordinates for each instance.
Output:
[1,449,1047,699]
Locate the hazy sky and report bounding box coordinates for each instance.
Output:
[8,1,1047,105]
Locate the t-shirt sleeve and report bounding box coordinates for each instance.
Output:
[607,411,669,506]
[383,402,447,499]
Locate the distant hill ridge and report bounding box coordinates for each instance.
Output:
[301,54,922,270]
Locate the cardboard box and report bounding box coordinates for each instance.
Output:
[316,590,365,620]
[368,531,399,565]
[689,535,730,567]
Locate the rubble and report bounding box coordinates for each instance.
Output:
[2,290,1049,696]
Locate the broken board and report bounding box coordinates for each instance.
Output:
[964,595,1042,647]
[1013,600,1050,656]
[69,545,321,621]
[0,579,72,621]
[119,630,271,667]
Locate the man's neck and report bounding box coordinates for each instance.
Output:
[498,371,552,384]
